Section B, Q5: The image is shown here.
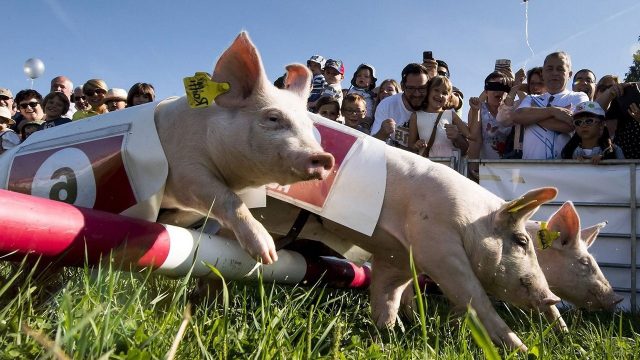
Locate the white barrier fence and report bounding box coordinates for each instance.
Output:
[467,159,638,311]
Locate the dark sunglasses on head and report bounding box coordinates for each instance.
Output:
[19,101,39,110]
[84,89,107,97]
[573,118,599,127]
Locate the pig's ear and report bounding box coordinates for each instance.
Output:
[547,201,580,247]
[580,222,607,248]
[499,187,557,222]
[284,64,312,100]
[211,32,269,108]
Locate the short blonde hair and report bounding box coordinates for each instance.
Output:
[83,79,108,92]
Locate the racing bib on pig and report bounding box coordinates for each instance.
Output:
[0,100,170,221]
[267,115,386,236]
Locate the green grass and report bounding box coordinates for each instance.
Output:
[1,259,639,359]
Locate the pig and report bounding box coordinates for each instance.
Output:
[155,32,334,265]
[233,119,563,351]
[530,201,624,310]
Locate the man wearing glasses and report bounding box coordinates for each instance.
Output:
[0,88,14,115]
[370,63,430,144]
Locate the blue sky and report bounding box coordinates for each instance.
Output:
[3,1,640,103]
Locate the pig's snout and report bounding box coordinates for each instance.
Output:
[305,152,335,180]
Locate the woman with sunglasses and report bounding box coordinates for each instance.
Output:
[73,79,109,120]
[561,101,623,164]
[14,89,45,139]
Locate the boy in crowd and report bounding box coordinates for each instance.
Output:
[307,55,327,108]
[513,51,589,159]
[320,59,345,106]
[0,106,20,154]
[315,95,340,122]
[341,93,369,134]
[347,64,377,129]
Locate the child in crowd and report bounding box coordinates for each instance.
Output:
[347,64,377,129]
[42,92,72,129]
[306,55,327,107]
[341,94,369,134]
[127,83,155,107]
[315,96,340,122]
[561,101,623,163]
[408,75,472,157]
[376,79,401,105]
[320,59,345,106]
[0,107,20,154]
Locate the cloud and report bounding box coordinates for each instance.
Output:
[43,0,76,34]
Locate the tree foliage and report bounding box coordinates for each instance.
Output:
[624,35,640,83]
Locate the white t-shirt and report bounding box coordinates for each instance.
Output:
[371,93,412,137]
[517,89,588,159]
[416,109,458,157]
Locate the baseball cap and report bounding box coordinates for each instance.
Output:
[0,88,13,98]
[573,101,605,117]
[325,59,345,75]
[105,88,128,101]
[0,106,15,125]
[307,55,326,68]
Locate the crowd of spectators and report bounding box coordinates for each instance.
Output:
[295,50,640,181]
[2,50,640,180]
[0,78,155,154]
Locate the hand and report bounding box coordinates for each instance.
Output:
[381,118,396,136]
[444,123,459,140]
[414,138,427,148]
[591,154,603,165]
[606,84,624,99]
[479,91,488,104]
[514,68,526,86]
[469,97,481,111]
[628,102,640,122]
[551,107,574,125]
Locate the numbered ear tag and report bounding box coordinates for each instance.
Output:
[536,221,560,249]
[183,72,230,109]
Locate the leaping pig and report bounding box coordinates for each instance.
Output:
[155,33,334,265]
[242,114,563,351]
[531,201,623,310]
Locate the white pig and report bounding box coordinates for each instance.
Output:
[155,32,334,265]
[241,122,562,351]
[530,201,624,310]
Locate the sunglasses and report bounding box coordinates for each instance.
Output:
[19,101,39,110]
[573,118,599,127]
[84,89,107,97]
[73,95,86,101]
[0,96,11,101]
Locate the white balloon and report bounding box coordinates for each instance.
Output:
[23,58,45,79]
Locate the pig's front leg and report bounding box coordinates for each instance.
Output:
[369,255,413,327]
[164,178,277,264]
[410,235,527,351]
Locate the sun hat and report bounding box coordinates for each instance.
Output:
[0,107,15,125]
[573,101,605,117]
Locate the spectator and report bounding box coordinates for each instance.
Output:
[319,59,345,106]
[105,88,128,111]
[572,69,597,101]
[306,55,327,107]
[598,82,640,158]
[341,93,369,134]
[273,73,287,89]
[526,67,546,96]
[408,75,470,157]
[0,106,20,154]
[72,86,90,112]
[561,101,623,163]
[15,89,45,135]
[376,79,401,105]
[513,52,588,159]
[0,88,14,115]
[19,120,43,140]
[73,79,109,120]
[50,75,76,118]
[468,71,515,165]
[315,96,340,122]
[41,92,72,129]
[421,52,438,78]
[371,63,430,144]
[347,64,377,129]
[436,60,450,78]
[127,82,156,107]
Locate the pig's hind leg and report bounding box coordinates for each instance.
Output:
[408,228,528,352]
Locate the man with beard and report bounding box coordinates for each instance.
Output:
[371,63,430,145]
[572,69,597,101]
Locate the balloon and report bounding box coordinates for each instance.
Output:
[23,58,45,79]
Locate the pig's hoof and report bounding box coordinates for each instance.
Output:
[236,220,278,265]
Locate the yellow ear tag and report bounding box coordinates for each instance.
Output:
[183,72,230,109]
[536,221,560,249]
[507,199,537,213]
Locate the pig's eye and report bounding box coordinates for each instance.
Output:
[578,257,590,266]
[512,233,529,247]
